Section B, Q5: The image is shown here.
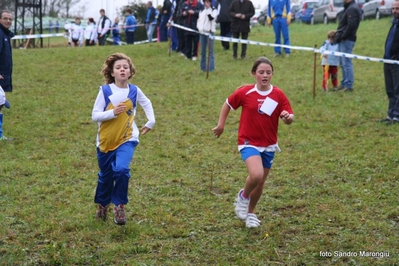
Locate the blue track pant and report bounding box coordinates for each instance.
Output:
[0,113,3,138]
[94,141,138,207]
[272,17,290,55]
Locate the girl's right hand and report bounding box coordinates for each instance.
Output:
[212,125,224,138]
[113,103,126,116]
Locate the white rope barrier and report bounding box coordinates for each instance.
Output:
[10,21,399,65]
[171,22,399,65]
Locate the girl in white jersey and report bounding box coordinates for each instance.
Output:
[92,53,155,225]
[212,57,294,228]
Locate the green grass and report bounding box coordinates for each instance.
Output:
[1,18,398,265]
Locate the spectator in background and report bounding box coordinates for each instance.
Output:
[167,0,181,51]
[0,10,14,141]
[320,30,339,91]
[216,0,234,51]
[97,9,112,46]
[55,20,60,33]
[333,0,361,92]
[112,17,121,45]
[176,0,187,54]
[145,1,158,43]
[197,0,218,71]
[160,0,172,42]
[85,18,97,46]
[69,17,83,47]
[379,0,399,125]
[267,0,292,57]
[49,20,53,33]
[181,0,203,60]
[229,0,254,59]
[125,8,137,44]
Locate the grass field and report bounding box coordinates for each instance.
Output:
[1,18,398,265]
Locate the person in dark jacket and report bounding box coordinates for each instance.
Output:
[97,9,112,46]
[229,0,255,59]
[175,0,187,54]
[216,0,234,50]
[160,0,172,42]
[0,10,13,93]
[333,0,361,92]
[180,0,203,60]
[379,0,399,125]
[0,10,14,141]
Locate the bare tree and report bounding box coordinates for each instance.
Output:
[48,0,63,17]
[60,0,81,18]
[75,0,89,18]
[0,0,14,11]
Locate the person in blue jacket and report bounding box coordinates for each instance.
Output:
[0,10,14,141]
[124,8,137,44]
[112,17,121,45]
[145,1,158,43]
[267,0,292,57]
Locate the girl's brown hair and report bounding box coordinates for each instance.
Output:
[251,57,274,74]
[102,53,136,84]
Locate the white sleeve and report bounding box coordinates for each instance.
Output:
[212,8,218,19]
[92,86,117,122]
[79,26,84,43]
[68,29,72,42]
[136,87,155,129]
[91,28,98,41]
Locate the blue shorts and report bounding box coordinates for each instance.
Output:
[240,147,275,169]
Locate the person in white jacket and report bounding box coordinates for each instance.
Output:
[68,17,83,47]
[84,18,97,46]
[197,0,218,72]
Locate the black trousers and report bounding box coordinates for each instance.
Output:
[219,22,231,50]
[232,31,248,57]
[98,33,108,46]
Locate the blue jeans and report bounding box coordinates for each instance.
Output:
[146,23,156,43]
[159,15,169,42]
[272,17,290,54]
[200,33,214,71]
[94,141,138,207]
[170,27,178,51]
[339,40,355,89]
[384,63,399,120]
[0,113,3,138]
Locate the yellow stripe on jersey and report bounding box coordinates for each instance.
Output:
[99,98,134,152]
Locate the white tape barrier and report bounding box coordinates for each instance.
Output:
[171,22,399,66]
[12,33,64,40]
[11,24,145,41]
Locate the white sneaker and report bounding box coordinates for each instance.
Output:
[192,56,197,61]
[234,189,250,221]
[246,213,261,228]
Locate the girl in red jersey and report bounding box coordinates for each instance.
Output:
[212,57,294,228]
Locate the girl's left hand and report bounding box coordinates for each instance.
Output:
[280,111,293,124]
[141,126,151,135]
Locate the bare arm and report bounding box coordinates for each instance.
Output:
[212,102,231,138]
[280,110,294,125]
